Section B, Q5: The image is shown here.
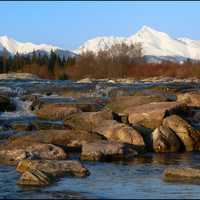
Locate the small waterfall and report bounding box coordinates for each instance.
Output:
[0,97,36,121]
[91,83,116,98]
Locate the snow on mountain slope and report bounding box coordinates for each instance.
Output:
[74,26,200,62]
[178,38,200,47]
[75,36,125,54]
[0,36,61,55]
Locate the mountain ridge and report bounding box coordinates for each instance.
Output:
[74,26,200,62]
[1,26,200,62]
[0,35,75,58]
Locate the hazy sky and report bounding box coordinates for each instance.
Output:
[0,1,200,50]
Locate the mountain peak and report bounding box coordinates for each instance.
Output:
[140,25,155,32]
[135,25,169,37]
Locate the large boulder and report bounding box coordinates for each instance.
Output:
[0,95,15,112]
[64,109,113,132]
[177,92,200,107]
[81,140,138,161]
[152,125,181,153]
[7,129,105,151]
[36,103,81,120]
[94,120,145,151]
[128,102,188,130]
[0,143,67,165]
[106,95,168,115]
[163,115,200,151]
[17,159,90,177]
[163,167,200,184]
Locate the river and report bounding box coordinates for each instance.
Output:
[1,78,200,199]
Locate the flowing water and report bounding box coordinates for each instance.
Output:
[1,153,200,199]
[1,78,200,199]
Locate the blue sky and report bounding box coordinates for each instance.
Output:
[0,1,200,50]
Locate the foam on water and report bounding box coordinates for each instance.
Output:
[0,97,35,121]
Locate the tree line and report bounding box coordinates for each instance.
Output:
[0,43,200,80]
[0,49,76,79]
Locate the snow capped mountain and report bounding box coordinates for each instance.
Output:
[74,26,200,62]
[0,36,60,54]
[2,26,200,62]
[0,35,75,58]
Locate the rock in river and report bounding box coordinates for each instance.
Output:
[64,109,113,132]
[17,170,52,186]
[7,129,105,151]
[81,140,138,161]
[17,159,90,177]
[106,95,168,115]
[152,125,181,153]
[0,143,67,165]
[163,115,200,151]
[128,102,188,130]
[36,103,81,120]
[94,120,145,151]
[163,167,200,184]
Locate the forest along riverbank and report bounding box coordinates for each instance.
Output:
[2,74,200,198]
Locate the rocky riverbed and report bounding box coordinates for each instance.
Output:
[2,74,200,198]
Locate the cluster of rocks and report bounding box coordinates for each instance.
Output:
[2,88,200,186]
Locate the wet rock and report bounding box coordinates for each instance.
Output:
[9,121,35,131]
[26,143,67,160]
[81,140,138,161]
[6,129,105,151]
[0,149,27,164]
[64,109,113,132]
[128,102,188,130]
[17,170,52,186]
[0,143,67,165]
[17,159,90,177]
[0,95,15,112]
[106,95,168,114]
[31,120,66,130]
[163,167,200,184]
[177,92,200,107]
[94,120,145,151]
[36,104,81,120]
[163,115,200,151]
[152,125,181,153]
